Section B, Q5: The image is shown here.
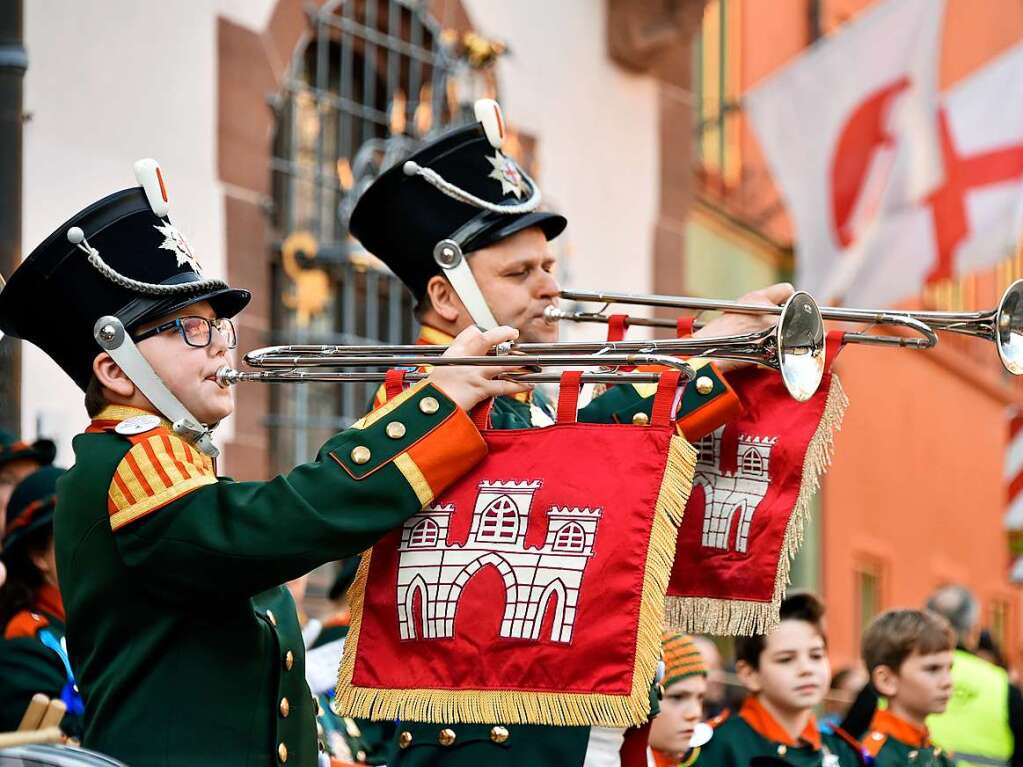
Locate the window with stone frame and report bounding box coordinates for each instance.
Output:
[267,0,497,615]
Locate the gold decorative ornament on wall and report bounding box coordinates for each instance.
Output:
[281,231,330,328]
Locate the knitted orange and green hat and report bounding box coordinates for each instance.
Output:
[661,631,708,689]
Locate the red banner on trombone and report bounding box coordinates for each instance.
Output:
[336,372,697,728]
[665,334,847,634]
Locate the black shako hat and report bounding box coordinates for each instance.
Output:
[349,107,566,300]
[0,161,250,390]
[328,558,361,602]
[0,431,56,470]
[3,465,65,554]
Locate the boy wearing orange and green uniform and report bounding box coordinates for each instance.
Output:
[860,609,957,767]
[694,593,864,767]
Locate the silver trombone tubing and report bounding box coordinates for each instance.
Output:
[542,307,933,350]
[557,288,938,350]
[218,353,695,388]
[218,370,691,386]
[240,292,826,401]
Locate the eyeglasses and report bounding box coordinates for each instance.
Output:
[133,316,238,349]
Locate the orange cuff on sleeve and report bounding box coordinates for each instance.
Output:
[399,406,487,506]
[676,364,743,441]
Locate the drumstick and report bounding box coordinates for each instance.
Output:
[38,698,67,729]
[16,693,49,731]
[0,726,63,747]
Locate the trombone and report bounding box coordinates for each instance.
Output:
[219,291,828,402]
[554,279,1023,375]
[553,290,937,349]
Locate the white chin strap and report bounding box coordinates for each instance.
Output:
[433,240,499,331]
[94,316,219,457]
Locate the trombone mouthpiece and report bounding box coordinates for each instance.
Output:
[543,306,564,324]
[215,367,241,387]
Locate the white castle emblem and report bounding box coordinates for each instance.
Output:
[395,480,601,644]
[692,427,777,553]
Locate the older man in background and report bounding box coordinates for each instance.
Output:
[926,585,1023,767]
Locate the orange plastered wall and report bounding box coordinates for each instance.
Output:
[821,342,1019,668]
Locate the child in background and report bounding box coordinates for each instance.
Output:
[649,633,709,767]
[860,609,956,766]
[693,593,864,766]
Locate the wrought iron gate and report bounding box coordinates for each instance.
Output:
[268,0,495,472]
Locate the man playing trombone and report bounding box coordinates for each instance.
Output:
[344,99,798,767]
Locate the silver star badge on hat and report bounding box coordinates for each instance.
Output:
[154,223,201,272]
[486,151,527,199]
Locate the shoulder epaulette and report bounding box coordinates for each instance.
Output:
[4,610,48,640]
[862,730,888,758]
[107,427,216,532]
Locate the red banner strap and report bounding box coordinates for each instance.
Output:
[675,317,695,338]
[335,373,699,728]
[384,369,407,402]
[556,371,585,423]
[651,371,682,427]
[471,399,495,431]
[607,314,630,343]
[664,347,848,635]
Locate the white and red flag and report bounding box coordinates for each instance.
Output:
[746,0,945,305]
[835,41,1023,305]
[749,0,1023,306]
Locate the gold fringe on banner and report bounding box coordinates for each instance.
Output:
[664,374,848,636]
[333,434,697,727]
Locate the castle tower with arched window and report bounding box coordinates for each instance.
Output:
[395,480,602,643]
[692,427,777,553]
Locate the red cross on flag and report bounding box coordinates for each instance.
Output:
[748,0,1023,306]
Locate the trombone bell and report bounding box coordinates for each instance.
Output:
[776,291,826,402]
[997,280,1023,375]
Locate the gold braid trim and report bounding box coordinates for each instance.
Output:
[333,434,697,727]
[664,374,848,635]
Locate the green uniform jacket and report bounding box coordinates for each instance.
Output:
[693,703,864,767]
[310,618,395,766]
[863,711,956,767]
[0,594,84,738]
[371,331,737,767]
[56,384,485,767]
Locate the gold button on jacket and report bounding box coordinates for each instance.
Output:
[279,697,290,717]
[490,726,510,744]
[386,421,407,439]
[631,412,649,425]
[350,445,371,465]
[419,396,440,414]
[438,728,457,746]
[695,375,714,395]
[277,742,288,763]
[265,609,277,627]
[398,731,413,749]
